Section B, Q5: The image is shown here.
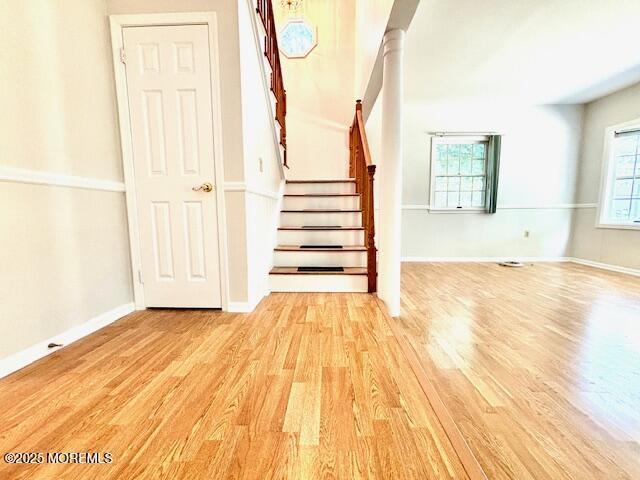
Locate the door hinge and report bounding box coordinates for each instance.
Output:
[138,270,144,284]
[120,47,126,64]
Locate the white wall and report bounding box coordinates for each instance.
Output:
[274,0,356,179]
[366,99,585,259]
[354,0,394,100]
[238,0,284,307]
[570,81,640,270]
[0,0,133,360]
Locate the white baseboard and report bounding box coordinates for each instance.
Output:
[401,256,570,263]
[0,303,135,380]
[569,258,640,277]
[227,289,270,313]
[400,256,640,277]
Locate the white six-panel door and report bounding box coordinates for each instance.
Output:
[123,25,222,308]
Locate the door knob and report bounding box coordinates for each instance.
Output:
[192,182,213,193]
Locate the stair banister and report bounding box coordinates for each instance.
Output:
[349,100,377,293]
[256,0,288,168]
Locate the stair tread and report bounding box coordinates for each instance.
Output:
[286,179,355,184]
[275,245,366,251]
[270,267,367,275]
[284,193,360,197]
[281,209,362,213]
[278,226,364,230]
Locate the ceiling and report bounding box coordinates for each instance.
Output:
[404,0,640,104]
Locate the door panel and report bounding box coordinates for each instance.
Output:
[151,201,175,280]
[124,24,222,308]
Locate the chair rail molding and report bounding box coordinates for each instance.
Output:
[0,166,125,192]
[402,203,598,211]
[224,181,282,199]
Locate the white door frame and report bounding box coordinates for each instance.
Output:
[109,13,230,311]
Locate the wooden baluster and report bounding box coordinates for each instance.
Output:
[366,165,376,292]
[258,0,287,168]
[354,139,360,194]
[349,124,354,179]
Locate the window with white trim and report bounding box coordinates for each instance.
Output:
[600,126,640,227]
[430,136,489,210]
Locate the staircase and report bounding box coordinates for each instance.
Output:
[269,179,369,292]
[255,0,377,293]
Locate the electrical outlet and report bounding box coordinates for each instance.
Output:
[524,230,530,238]
[259,158,264,173]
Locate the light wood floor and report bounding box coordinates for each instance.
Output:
[398,262,640,480]
[0,294,468,480]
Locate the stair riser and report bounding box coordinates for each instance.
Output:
[269,274,368,292]
[277,229,364,246]
[283,196,360,210]
[280,212,362,227]
[285,182,356,194]
[274,251,366,268]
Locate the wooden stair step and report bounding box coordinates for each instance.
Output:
[283,193,360,197]
[270,267,367,275]
[275,245,366,252]
[281,209,361,213]
[278,226,364,231]
[285,179,355,184]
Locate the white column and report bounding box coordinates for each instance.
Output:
[378,29,404,317]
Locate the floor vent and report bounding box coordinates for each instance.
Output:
[499,261,526,268]
[297,266,345,272]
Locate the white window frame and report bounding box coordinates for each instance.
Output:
[279,19,317,59]
[429,135,489,213]
[596,118,640,230]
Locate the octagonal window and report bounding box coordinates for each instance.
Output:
[280,20,317,59]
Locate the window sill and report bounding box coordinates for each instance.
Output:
[596,222,640,231]
[428,207,486,214]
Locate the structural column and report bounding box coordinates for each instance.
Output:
[378,29,405,317]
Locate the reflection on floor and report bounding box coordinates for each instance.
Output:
[398,261,640,480]
[0,293,468,480]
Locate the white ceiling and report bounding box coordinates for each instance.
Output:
[404,0,640,104]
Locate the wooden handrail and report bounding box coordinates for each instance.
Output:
[256,0,288,168]
[349,100,377,293]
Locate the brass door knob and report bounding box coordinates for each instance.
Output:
[192,182,213,193]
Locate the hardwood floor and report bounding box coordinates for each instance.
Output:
[397,262,640,480]
[3,262,638,479]
[0,294,469,480]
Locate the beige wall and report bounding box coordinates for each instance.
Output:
[1,0,122,180]
[0,184,132,357]
[570,81,640,270]
[366,97,586,259]
[274,0,356,179]
[369,77,639,267]
[0,0,132,360]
